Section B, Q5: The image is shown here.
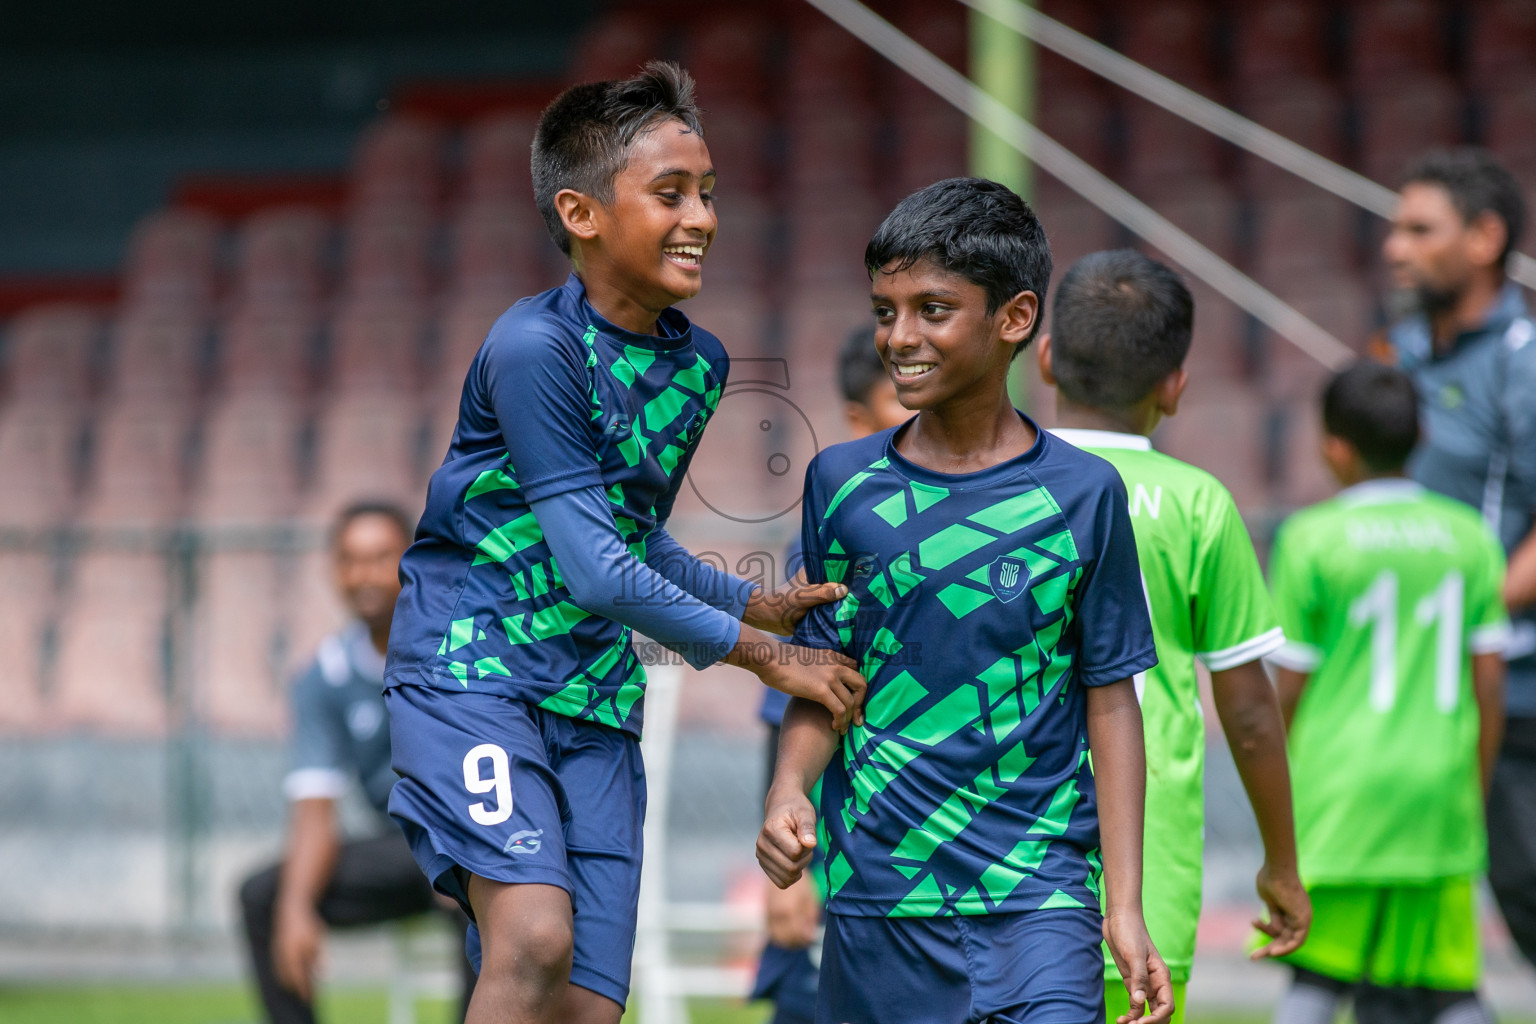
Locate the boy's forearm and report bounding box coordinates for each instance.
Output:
[1086,679,1146,919]
[1473,652,1507,795]
[1211,662,1299,871]
[769,698,841,801]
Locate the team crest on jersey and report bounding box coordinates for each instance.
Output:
[987,555,1030,603]
[603,412,632,438]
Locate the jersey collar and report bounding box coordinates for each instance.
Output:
[1337,478,1425,505]
[1047,427,1153,452]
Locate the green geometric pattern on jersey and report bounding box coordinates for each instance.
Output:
[436,323,723,731]
[814,455,1101,917]
[1061,432,1283,984]
[1270,481,1508,883]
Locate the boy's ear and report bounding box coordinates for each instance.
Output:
[554,188,601,248]
[1321,432,1361,485]
[1155,368,1189,417]
[998,290,1040,348]
[1467,209,1509,272]
[1036,334,1058,386]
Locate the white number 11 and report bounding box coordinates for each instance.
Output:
[1348,569,1464,713]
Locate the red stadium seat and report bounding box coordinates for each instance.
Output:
[785,106,880,193]
[1356,74,1464,184]
[0,402,87,528]
[684,13,773,106]
[1232,0,1330,85]
[0,552,51,730]
[1038,87,1114,176]
[194,396,303,524]
[1267,273,1372,397]
[1253,195,1360,280]
[219,303,317,397]
[1037,0,1107,91]
[1120,0,1218,92]
[1122,102,1225,192]
[306,394,426,520]
[568,12,662,84]
[786,194,885,290]
[80,400,193,525]
[340,203,436,302]
[435,294,513,401]
[110,307,206,401]
[52,552,170,736]
[1467,0,1536,90]
[327,299,426,396]
[121,209,221,311]
[200,550,288,736]
[233,205,330,307]
[700,101,772,197]
[286,547,350,680]
[677,286,770,358]
[1154,389,1272,510]
[350,116,446,208]
[786,19,875,107]
[462,111,539,203]
[702,192,770,288]
[4,303,99,402]
[1347,0,1448,86]
[448,199,547,302]
[1041,199,1122,276]
[1235,80,1348,196]
[1482,80,1536,181]
[1144,178,1241,264]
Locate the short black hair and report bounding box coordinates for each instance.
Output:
[1048,250,1193,409]
[864,177,1052,357]
[531,61,704,256]
[1322,361,1420,472]
[837,325,884,404]
[1399,148,1526,266]
[332,501,413,549]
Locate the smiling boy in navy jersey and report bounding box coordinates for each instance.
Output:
[757,178,1173,1024]
[384,63,866,1024]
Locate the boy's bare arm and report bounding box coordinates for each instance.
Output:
[1472,651,1507,797]
[1087,679,1174,1024]
[757,698,841,889]
[1210,661,1310,959]
[1273,667,1310,731]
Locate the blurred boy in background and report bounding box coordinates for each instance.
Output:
[1266,363,1507,1024]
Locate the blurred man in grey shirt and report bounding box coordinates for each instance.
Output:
[239,503,474,1023]
[1383,148,1536,967]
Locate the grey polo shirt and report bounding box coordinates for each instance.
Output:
[282,621,396,817]
[1390,283,1536,713]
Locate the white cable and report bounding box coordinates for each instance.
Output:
[959,0,1536,292]
[804,0,1356,369]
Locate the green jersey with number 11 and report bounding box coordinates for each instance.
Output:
[1053,429,1284,984]
[1268,478,1509,884]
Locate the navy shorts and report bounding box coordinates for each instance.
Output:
[818,908,1105,1024]
[385,684,646,1007]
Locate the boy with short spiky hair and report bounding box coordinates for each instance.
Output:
[384,63,866,1024]
[1266,362,1507,1024]
[758,179,1172,1024]
[1038,249,1311,1024]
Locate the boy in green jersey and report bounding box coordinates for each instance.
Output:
[1037,250,1312,1023]
[1265,362,1508,1024]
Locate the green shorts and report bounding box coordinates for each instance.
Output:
[1280,877,1479,990]
[1104,980,1185,1024]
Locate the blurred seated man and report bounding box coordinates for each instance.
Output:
[239,502,475,1024]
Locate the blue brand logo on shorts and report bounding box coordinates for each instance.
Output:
[504,829,544,855]
[987,555,1030,603]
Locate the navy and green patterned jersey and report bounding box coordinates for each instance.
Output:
[386,274,727,736]
[795,419,1158,918]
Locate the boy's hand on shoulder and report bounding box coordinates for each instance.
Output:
[743,573,848,636]
[757,788,819,889]
[1103,912,1175,1024]
[1250,861,1311,960]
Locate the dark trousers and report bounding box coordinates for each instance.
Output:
[1488,715,1536,968]
[239,831,477,1024]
